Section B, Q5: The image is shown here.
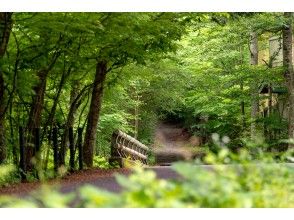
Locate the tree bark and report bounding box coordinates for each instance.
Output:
[83,61,107,167]
[25,47,60,170]
[0,13,12,57]
[134,94,139,139]
[282,12,294,147]
[27,70,48,131]
[239,46,246,130]
[25,70,48,169]
[249,31,259,140]
[59,81,80,166]
[0,12,13,163]
[240,83,246,129]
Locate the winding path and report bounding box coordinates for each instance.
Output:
[153,122,201,165]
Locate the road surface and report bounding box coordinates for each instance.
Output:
[153,122,202,165]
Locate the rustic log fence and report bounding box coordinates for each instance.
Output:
[109,130,149,167]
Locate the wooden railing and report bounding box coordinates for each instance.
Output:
[109,130,149,167]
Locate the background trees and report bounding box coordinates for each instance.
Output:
[0,12,293,175]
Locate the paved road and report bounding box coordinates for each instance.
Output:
[153,122,201,165]
[59,163,294,195]
[58,122,196,194]
[60,166,181,194]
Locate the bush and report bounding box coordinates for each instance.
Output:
[0,165,20,187]
[93,156,111,169]
[0,150,293,208]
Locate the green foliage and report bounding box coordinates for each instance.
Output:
[1,12,294,200]
[93,156,111,169]
[0,150,293,208]
[0,165,19,187]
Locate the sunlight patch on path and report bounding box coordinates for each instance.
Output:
[153,122,201,165]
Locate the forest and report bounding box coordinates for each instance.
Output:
[0,12,293,207]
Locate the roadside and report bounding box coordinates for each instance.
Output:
[0,122,196,196]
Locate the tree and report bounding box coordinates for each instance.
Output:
[0,12,13,163]
[249,31,259,139]
[282,12,294,147]
[82,13,189,167]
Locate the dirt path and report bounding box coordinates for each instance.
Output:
[153,122,201,165]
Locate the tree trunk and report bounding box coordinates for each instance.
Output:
[25,47,60,170]
[282,12,294,148]
[59,81,80,166]
[239,46,246,130]
[0,13,12,56]
[83,61,107,167]
[42,69,68,138]
[249,31,259,140]
[0,12,13,163]
[134,94,139,139]
[42,72,69,169]
[240,83,246,129]
[27,71,48,131]
[0,74,6,163]
[25,70,48,170]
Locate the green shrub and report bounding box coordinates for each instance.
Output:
[0,165,20,187]
[93,156,111,169]
[0,150,293,208]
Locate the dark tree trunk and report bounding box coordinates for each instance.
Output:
[25,70,48,170]
[42,71,67,169]
[83,61,107,167]
[27,70,48,131]
[59,82,80,166]
[239,46,246,130]
[0,13,12,56]
[249,31,259,139]
[282,12,294,148]
[240,83,246,129]
[43,69,68,137]
[0,73,6,163]
[25,47,60,170]
[0,12,13,163]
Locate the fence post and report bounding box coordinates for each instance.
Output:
[69,127,75,171]
[19,126,26,181]
[77,127,83,170]
[52,126,59,173]
[109,131,122,167]
[111,131,120,158]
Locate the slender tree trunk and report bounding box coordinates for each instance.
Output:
[41,67,70,168]
[0,13,13,163]
[249,31,259,139]
[25,70,48,170]
[268,84,273,141]
[43,70,68,137]
[240,83,246,129]
[282,12,294,148]
[59,81,80,166]
[27,71,48,131]
[239,46,246,130]
[83,61,107,167]
[25,47,60,170]
[134,94,139,139]
[0,75,6,163]
[0,13,12,56]
[42,71,69,169]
